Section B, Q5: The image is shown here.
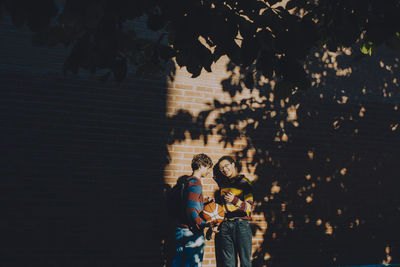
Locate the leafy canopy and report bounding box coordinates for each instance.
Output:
[2,0,400,96]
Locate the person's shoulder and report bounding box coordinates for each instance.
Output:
[187,176,201,185]
[238,175,252,186]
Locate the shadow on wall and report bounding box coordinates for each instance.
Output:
[0,25,170,267]
[167,45,400,267]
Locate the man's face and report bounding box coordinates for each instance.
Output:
[199,165,212,178]
[219,159,236,178]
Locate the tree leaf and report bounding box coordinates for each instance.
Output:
[256,49,274,78]
[241,37,259,66]
[243,72,254,89]
[360,41,375,56]
[275,80,294,99]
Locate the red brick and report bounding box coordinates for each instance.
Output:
[168,88,184,96]
[174,95,195,102]
[165,164,182,171]
[173,146,194,153]
[175,83,193,90]
[196,86,214,93]
[184,91,204,97]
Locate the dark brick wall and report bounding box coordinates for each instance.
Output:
[1,18,169,266]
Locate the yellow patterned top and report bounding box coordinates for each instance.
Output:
[220,176,253,220]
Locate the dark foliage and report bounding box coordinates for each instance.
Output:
[3,1,400,265]
[2,0,400,94]
[167,45,400,266]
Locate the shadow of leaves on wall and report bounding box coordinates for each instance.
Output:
[167,45,400,266]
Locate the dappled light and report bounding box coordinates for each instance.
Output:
[325,222,333,235]
[270,182,281,194]
[167,40,400,266]
[383,245,392,265]
[2,0,400,266]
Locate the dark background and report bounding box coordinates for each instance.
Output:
[1,12,400,267]
[1,17,169,266]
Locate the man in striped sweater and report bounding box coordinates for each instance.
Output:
[172,153,215,267]
[216,156,254,267]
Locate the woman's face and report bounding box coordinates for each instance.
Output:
[219,159,236,178]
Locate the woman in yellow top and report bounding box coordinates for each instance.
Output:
[214,156,254,267]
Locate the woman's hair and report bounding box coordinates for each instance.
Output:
[216,155,236,167]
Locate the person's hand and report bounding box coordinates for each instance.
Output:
[211,225,219,233]
[224,191,235,203]
[205,222,220,240]
[206,221,218,228]
[205,227,213,240]
[204,196,214,205]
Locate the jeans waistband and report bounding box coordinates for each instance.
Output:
[225,218,248,222]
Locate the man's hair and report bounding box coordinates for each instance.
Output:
[191,153,213,171]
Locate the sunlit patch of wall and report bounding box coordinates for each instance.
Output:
[164,56,268,266]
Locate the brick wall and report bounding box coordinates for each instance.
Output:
[2,14,399,267]
[163,43,400,266]
[164,58,266,266]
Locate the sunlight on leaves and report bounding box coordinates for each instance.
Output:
[325,222,333,235]
[337,95,348,104]
[359,106,366,117]
[360,41,375,56]
[382,245,392,265]
[286,104,299,121]
[281,133,288,142]
[333,120,340,129]
[264,252,271,261]
[292,120,300,127]
[271,183,281,194]
[281,203,286,211]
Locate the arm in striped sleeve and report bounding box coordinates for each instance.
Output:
[186,177,207,230]
[231,179,254,215]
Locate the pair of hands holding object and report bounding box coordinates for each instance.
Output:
[204,191,234,205]
[204,192,235,237]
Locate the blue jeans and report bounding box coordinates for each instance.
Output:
[218,219,252,267]
[172,227,205,267]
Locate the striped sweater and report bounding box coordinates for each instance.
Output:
[179,176,206,231]
[220,175,254,220]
